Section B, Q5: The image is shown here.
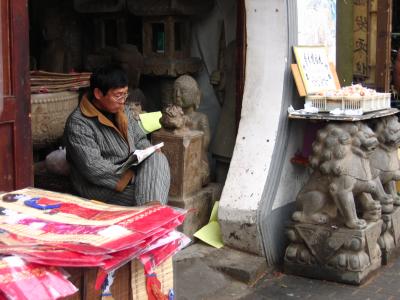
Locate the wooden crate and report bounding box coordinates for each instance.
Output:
[63,258,173,300]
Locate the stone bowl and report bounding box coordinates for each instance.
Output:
[31,91,79,149]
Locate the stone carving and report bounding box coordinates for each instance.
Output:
[31,92,79,149]
[366,115,400,263]
[292,122,393,230]
[160,105,190,133]
[378,207,400,264]
[369,115,400,206]
[284,221,382,284]
[173,75,210,185]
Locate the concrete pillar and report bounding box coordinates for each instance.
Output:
[218,0,309,264]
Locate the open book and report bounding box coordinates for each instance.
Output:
[116,142,164,174]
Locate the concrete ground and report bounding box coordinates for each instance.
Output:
[174,243,400,300]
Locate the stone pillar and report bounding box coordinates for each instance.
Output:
[152,129,219,238]
[152,129,203,198]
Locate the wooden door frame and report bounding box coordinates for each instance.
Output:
[0,0,32,190]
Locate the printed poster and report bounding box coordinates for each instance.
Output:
[293,46,337,94]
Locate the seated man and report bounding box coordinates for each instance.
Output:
[64,65,170,206]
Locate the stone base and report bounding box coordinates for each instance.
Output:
[379,207,400,265]
[168,183,222,239]
[284,259,381,285]
[284,221,382,285]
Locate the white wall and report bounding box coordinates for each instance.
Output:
[218,0,290,255]
[219,0,337,264]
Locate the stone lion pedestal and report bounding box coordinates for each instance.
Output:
[284,221,382,285]
[152,129,220,238]
[378,207,400,264]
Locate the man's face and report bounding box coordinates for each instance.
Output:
[95,86,129,113]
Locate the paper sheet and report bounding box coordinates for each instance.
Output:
[194,221,223,249]
[194,201,224,248]
[139,111,162,133]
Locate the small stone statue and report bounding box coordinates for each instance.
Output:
[173,75,211,185]
[292,122,393,229]
[160,104,190,134]
[369,115,400,206]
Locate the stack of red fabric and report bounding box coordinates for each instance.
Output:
[0,188,189,300]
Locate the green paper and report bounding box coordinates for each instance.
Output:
[139,111,162,133]
[209,201,219,222]
[194,221,224,249]
[194,201,223,248]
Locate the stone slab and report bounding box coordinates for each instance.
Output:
[174,243,267,288]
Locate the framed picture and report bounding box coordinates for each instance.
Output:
[293,46,337,94]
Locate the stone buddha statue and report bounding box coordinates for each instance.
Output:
[173,75,210,185]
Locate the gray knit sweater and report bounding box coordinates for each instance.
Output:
[64,96,170,206]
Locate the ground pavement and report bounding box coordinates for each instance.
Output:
[174,243,400,300]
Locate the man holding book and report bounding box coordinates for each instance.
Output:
[64,65,170,206]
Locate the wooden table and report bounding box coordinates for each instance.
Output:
[288,108,399,122]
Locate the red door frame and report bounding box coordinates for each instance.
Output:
[0,0,32,191]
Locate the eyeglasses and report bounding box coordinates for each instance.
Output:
[110,93,129,104]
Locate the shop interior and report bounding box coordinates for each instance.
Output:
[28,0,239,192]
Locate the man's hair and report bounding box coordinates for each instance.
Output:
[89,64,128,96]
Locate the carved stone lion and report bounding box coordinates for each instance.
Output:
[159,104,190,134]
[292,122,393,229]
[369,115,400,206]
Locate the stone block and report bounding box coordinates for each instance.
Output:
[152,129,203,199]
[169,186,213,239]
[168,184,221,239]
[284,221,382,285]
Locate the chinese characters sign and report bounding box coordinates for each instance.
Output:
[353,0,369,77]
[293,46,337,94]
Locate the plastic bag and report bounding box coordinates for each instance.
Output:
[0,256,77,300]
[45,147,70,176]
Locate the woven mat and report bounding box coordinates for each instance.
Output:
[30,70,91,93]
[131,258,173,300]
[0,188,155,226]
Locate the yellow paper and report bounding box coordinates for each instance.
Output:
[209,201,219,222]
[139,111,162,133]
[194,221,224,249]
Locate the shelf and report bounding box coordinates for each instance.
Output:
[288,108,399,122]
